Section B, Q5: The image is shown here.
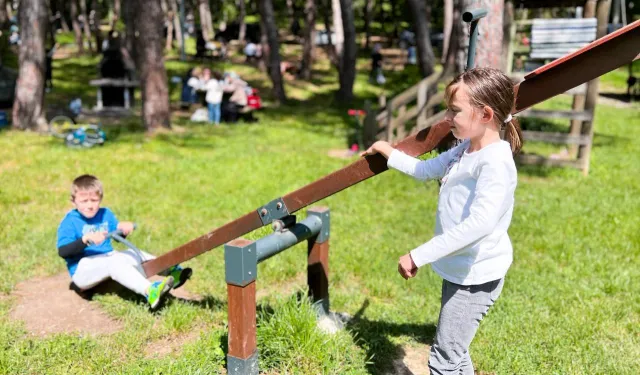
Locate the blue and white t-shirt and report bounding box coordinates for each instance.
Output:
[56,207,119,276]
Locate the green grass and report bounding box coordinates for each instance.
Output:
[0,48,639,374]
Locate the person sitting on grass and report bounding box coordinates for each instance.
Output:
[56,174,193,310]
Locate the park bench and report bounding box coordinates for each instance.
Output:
[89,78,140,112]
[507,17,600,172]
[380,48,408,71]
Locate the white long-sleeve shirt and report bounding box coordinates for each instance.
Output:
[204,79,224,104]
[387,139,517,285]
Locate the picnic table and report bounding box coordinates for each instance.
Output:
[89,78,140,110]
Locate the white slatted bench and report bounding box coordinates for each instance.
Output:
[519,18,598,141]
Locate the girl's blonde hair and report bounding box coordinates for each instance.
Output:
[445,68,523,155]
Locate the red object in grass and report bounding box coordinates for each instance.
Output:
[348,109,366,116]
[247,88,262,109]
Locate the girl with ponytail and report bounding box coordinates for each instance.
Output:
[360,68,522,374]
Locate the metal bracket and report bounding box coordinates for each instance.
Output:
[307,209,330,243]
[227,351,259,375]
[224,241,257,287]
[257,197,290,225]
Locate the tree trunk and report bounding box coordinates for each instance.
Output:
[198,0,214,41]
[110,0,121,30]
[390,0,398,43]
[91,0,103,52]
[406,0,435,77]
[161,0,173,50]
[363,0,373,49]
[286,0,295,34]
[5,0,12,20]
[171,0,183,52]
[123,0,136,62]
[442,0,453,62]
[0,0,7,28]
[472,0,504,69]
[259,0,286,102]
[70,0,85,53]
[299,0,316,80]
[133,0,171,131]
[237,0,246,42]
[322,0,338,65]
[501,0,513,71]
[442,0,462,77]
[56,0,70,32]
[337,0,355,103]
[331,0,343,58]
[79,0,94,52]
[456,0,504,71]
[12,0,48,131]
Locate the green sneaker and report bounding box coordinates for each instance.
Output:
[168,265,192,289]
[147,276,174,309]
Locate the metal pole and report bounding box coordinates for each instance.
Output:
[179,0,186,61]
[462,8,488,70]
[255,215,323,263]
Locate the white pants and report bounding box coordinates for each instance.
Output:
[71,249,156,296]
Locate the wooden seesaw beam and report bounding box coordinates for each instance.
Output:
[142,20,640,277]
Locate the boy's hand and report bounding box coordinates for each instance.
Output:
[359,141,394,159]
[117,222,135,236]
[398,253,418,280]
[83,231,107,246]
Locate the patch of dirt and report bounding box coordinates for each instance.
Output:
[386,343,431,375]
[385,343,496,375]
[144,329,202,359]
[9,273,123,337]
[9,273,202,337]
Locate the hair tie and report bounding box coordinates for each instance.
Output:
[504,114,513,123]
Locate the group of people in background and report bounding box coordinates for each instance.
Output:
[181,67,260,125]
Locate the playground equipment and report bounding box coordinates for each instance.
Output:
[136,15,638,375]
[141,19,640,278]
[225,207,331,374]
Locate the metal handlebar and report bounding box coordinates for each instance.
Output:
[462,8,488,70]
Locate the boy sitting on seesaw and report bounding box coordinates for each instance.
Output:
[57,174,192,309]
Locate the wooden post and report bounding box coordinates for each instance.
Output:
[569,0,596,157]
[568,94,586,157]
[307,207,330,316]
[362,100,377,148]
[397,105,407,140]
[227,283,257,364]
[225,238,258,375]
[386,98,394,143]
[577,0,611,175]
[416,80,428,129]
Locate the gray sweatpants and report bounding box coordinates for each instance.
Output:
[429,278,505,375]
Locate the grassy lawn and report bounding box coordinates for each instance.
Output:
[0,45,638,374]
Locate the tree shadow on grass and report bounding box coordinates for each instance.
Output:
[346,299,436,375]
